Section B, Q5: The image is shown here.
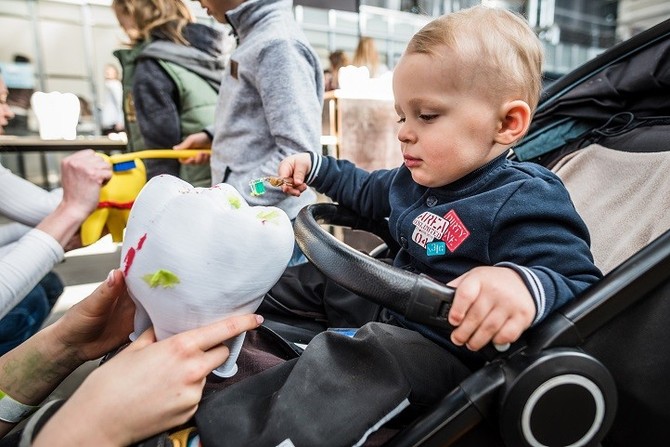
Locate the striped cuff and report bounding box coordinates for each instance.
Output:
[305,152,322,185]
[496,262,545,325]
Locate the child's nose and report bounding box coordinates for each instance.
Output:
[397,123,415,144]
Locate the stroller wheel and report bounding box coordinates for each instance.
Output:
[498,349,617,447]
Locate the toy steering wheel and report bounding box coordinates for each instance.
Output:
[293,203,456,330]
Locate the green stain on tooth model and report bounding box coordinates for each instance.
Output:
[256,209,280,222]
[142,269,180,288]
[228,195,243,209]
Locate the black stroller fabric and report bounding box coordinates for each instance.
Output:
[514,28,670,167]
[195,323,471,447]
[582,280,670,446]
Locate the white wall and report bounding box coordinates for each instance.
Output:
[0,0,219,132]
[618,0,670,40]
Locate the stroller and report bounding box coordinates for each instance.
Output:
[287,16,670,447]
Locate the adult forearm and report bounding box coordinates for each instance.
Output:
[0,325,82,436]
[0,231,62,319]
[35,201,89,248]
[0,165,61,226]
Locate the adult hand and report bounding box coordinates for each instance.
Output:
[447,266,536,351]
[35,313,264,446]
[59,149,113,221]
[0,270,134,423]
[36,150,112,248]
[173,131,212,165]
[48,269,135,364]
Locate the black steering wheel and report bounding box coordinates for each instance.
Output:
[293,203,456,330]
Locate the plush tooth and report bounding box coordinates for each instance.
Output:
[120,175,294,377]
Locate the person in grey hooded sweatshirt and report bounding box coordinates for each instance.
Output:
[112,0,226,187]
[177,0,324,265]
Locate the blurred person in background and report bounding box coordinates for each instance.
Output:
[1,54,35,136]
[100,63,125,135]
[0,70,14,133]
[175,0,324,266]
[0,68,113,355]
[352,36,389,78]
[324,49,350,91]
[112,0,225,187]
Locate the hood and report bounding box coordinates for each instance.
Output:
[140,23,226,89]
[226,0,293,42]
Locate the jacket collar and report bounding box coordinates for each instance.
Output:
[226,0,293,42]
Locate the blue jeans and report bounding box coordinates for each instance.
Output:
[287,240,307,267]
[0,272,64,355]
[287,218,308,267]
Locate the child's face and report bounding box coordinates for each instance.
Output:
[393,49,505,188]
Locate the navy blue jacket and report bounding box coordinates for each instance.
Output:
[307,152,602,327]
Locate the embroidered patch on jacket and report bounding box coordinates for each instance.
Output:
[442,209,470,252]
[426,241,446,256]
[412,212,449,249]
[230,60,239,79]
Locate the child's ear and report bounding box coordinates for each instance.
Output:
[495,100,531,145]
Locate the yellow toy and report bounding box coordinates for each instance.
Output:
[80,150,211,246]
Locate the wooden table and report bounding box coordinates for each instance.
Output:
[0,135,127,152]
[0,136,127,187]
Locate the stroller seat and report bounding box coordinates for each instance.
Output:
[552,143,670,274]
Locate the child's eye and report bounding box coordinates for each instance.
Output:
[419,114,438,121]
[396,117,406,124]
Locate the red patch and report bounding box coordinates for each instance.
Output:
[122,233,147,275]
[137,233,147,250]
[122,248,135,276]
[97,201,134,209]
[441,210,470,252]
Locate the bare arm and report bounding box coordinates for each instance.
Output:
[34,314,262,446]
[35,150,112,247]
[0,270,135,437]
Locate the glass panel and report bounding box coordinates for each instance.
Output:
[302,6,329,25]
[364,14,389,34]
[333,10,359,31]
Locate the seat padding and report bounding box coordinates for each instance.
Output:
[552,144,670,274]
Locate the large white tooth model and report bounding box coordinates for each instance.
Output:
[120,175,294,377]
[30,91,80,140]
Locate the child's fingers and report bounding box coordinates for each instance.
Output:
[462,309,507,351]
[447,273,479,327]
[491,316,527,346]
[282,183,307,197]
[449,280,494,347]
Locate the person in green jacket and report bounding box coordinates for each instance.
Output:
[112,0,226,187]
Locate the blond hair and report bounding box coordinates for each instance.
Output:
[353,36,383,78]
[407,5,544,112]
[112,0,193,46]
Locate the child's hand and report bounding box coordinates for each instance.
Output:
[277,153,312,196]
[447,266,536,351]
